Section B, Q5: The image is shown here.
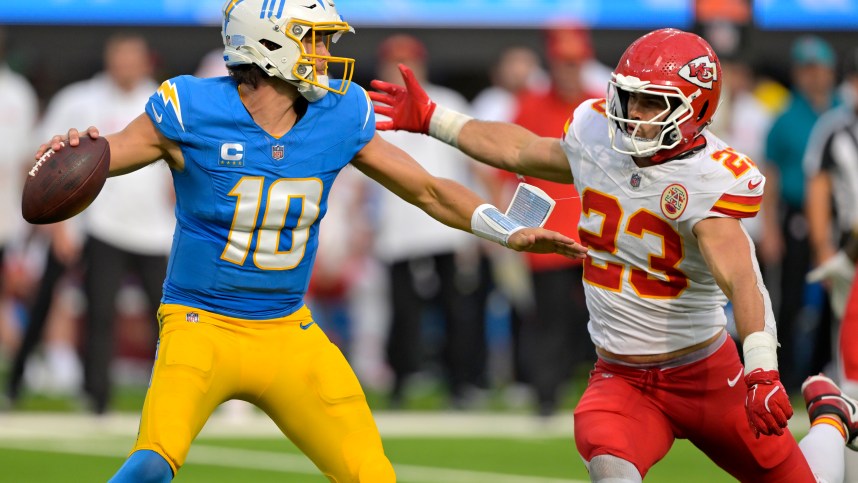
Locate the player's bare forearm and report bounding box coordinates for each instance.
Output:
[369,63,572,184]
[353,133,478,232]
[417,176,483,232]
[695,217,768,340]
[106,114,183,176]
[728,271,769,343]
[458,121,574,184]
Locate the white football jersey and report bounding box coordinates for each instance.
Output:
[561,99,774,355]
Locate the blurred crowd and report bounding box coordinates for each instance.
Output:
[1,19,858,429]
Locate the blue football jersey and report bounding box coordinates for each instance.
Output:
[145,76,375,319]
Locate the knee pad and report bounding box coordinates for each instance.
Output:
[109,449,173,483]
[356,453,395,483]
[586,454,642,483]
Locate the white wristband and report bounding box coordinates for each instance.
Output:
[429,104,473,148]
[742,331,779,375]
[471,203,524,248]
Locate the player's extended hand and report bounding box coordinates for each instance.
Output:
[744,369,793,437]
[506,228,588,260]
[369,64,436,133]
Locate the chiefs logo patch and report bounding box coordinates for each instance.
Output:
[678,56,718,90]
[661,184,688,220]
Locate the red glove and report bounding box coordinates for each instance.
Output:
[369,64,436,133]
[744,369,793,437]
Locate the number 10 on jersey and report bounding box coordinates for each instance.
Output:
[221,177,322,270]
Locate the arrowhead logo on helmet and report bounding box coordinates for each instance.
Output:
[679,56,718,90]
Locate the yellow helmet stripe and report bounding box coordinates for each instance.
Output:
[224,0,243,18]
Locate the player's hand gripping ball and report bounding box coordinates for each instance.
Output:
[22,136,110,224]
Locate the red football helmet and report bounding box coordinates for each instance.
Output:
[606,28,721,162]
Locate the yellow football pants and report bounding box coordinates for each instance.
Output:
[130,303,395,482]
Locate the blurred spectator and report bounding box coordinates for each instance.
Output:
[471,46,547,123]
[0,28,38,362]
[760,35,841,392]
[373,34,492,409]
[544,24,612,98]
[803,50,858,478]
[5,224,85,406]
[12,33,175,414]
[804,47,858,320]
[470,46,546,404]
[499,26,599,417]
[195,48,228,78]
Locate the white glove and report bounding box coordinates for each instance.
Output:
[807,251,855,284]
[807,250,856,319]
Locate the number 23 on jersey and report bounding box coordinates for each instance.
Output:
[579,188,689,299]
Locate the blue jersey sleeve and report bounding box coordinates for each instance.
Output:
[351,83,376,145]
[146,76,191,143]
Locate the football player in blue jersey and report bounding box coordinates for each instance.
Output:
[35,1,586,482]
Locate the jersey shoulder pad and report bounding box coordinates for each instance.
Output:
[673,139,763,222]
[322,81,375,144]
[564,98,608,146]
[708,162,764,219]
[575,98,608,122]
[146,75,207,140]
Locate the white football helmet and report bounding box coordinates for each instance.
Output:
[221,0,355,101]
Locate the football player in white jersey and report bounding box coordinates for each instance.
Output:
[371,28,858,483]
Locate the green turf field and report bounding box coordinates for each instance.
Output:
[0,374,814,482]
[0,431,736,482]
[0,407,810,482]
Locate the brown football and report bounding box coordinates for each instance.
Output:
[22,136,110,224]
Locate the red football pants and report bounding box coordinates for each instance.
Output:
[573,337,815,482]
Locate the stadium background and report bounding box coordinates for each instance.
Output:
[3,1,858,107]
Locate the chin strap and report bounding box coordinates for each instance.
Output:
[295,75,330,102]
[649,135,707,164]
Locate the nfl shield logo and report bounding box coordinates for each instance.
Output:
[186,312,199,323]
[630,173,642,188]
[272,145,285,160]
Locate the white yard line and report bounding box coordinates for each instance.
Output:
[0,409,810,440]
[0,411,579,439]
[0,439,586,483]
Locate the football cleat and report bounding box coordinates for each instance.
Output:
[802,374,858,450]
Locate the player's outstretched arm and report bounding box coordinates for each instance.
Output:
[353,133,586,260]
[369,63,573,184]
[35,114,183,177]
[695,216,792,438]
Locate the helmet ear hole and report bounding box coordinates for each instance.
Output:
[696,101,710,123]
[260,39,282,51]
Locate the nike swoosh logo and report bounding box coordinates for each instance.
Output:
[727,368,744,387]
[299,321,315,330]
[747,179,763,190]
[151,103,163,124]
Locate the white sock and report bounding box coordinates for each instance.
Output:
[800,423,846,483]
